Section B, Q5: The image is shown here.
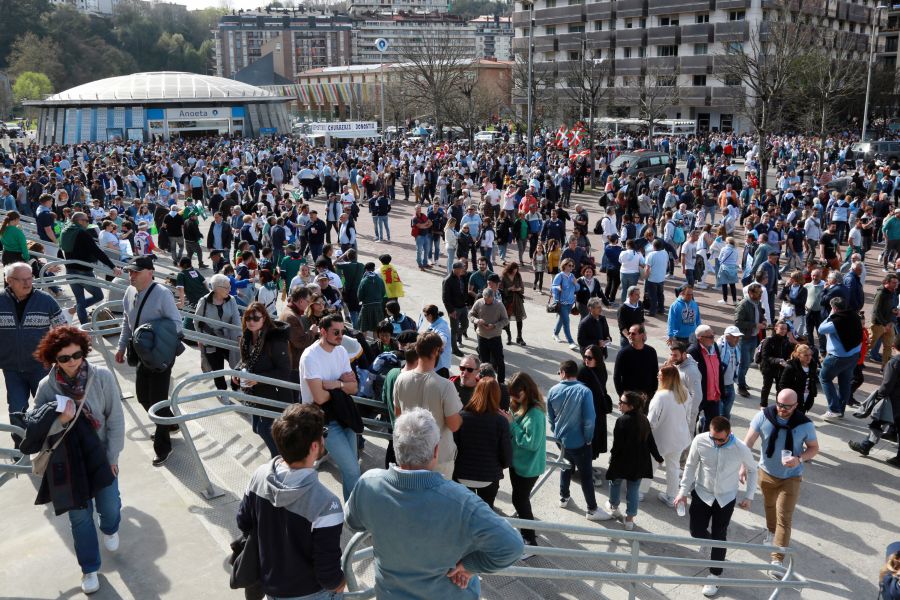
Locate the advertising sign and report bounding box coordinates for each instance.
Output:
[309,121,379,138]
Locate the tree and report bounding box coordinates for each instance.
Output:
[445,75,506,141]
[561,38,610,184]
[619,62,681,138]
[395,30,474,136]
[715,2,814,189]
[13,71,53,118]
[0,0,52,69]
[511,51,557,134]
[7,32,65,88]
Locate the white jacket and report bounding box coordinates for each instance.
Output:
[678,432,758,507]
[648,390,692,457]
[677,355,704,429]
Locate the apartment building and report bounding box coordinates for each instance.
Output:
[512,0,882,133]
[214,12,353,80]
[471,15,515,60]
[350,11,477,64]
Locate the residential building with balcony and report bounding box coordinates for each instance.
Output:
[471,15,515,60]
[512,0,883,133]
[350,11,478,64]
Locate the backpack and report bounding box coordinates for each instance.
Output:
[673,225,686,245]
[753,336,768,365]
[359,351,403,399]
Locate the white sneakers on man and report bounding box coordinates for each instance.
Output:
[103,532,119,552]
[701,574,719,597]
[604,500,622,519]
[586,507,613,521]
[81,572,100,594]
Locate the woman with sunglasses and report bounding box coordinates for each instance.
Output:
[23,325,124,595]
[577,344,612,466]
[605,391,663,531]
[504,372,546,549]
[234,301,293,457]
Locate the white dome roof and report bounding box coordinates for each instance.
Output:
[42,72,281,104]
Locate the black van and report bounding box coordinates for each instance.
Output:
[609,151,671,178]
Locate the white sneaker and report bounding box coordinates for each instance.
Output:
[695,282,709,290]
[702,574,719,597]
[569,343,579,351]
[763,530,774,545]
[822,411,842,420]
[553,334,562,343]
[624,518,636,531]
[103,532,119,552]
[716,299,729,304]
[559,496,571,508]
[605,500,622,519]
[586,507,613,521]
[81,572,100,594]
[657,492,675,507]
[769,559,784,579]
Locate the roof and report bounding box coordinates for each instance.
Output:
[232,54,294,87]
[27,72,288,106]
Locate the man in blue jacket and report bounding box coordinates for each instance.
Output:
[548,360,613,521]
[667,284,701,345]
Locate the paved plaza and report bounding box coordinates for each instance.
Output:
[1,186,897,599]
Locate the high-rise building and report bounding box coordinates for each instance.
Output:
[471,15,514,60]
[512,0,882,133]
[350,10,477,64]
[214,11,353,81]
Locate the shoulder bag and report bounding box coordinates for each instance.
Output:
[32,398,85,476]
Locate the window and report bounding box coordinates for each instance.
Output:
[625,19,633,29]
[693,74,707,86]
[546,26,556,35]
[887,36,898,53]
[639,46,646,57]
[545,0,556,7]
[657,45,679,56]
[726,42,743,54]
[724,74,741,86]
[640,18,647,28]
[660,16,679,26]
[729,10,746,21]
[568,24,584,33]
[623,47,632,58]
[657,75,677,86]
[694,43,708,55]
[569,51,581,60]
[569,0,584,4]
[594,20,603,31]
[696,13,709,23]
[593,49,602,59]
[544,52,556,61]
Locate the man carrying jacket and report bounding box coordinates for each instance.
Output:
[114,256,183,467]
[849,336,900,468]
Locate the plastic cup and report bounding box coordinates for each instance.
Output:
[676,502,686,517]
[781,450,793,466]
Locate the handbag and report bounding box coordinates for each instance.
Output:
[126,282,157,367]
[32,399,85,476]
[229,531,263,599]
[546,298,559,313]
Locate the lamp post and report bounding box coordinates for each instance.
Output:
[375,38,389,133]
[862,4,888,142]
[523,0,535,154]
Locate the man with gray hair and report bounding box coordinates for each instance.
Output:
[734,282,766,397]
[469,287,509,382]
[346,407,523,599]
[0,262,66,447]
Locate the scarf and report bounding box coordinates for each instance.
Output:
[55,362,100,430]
[762,405,810,459]
[241,327,269,373]
[829,311,863,351]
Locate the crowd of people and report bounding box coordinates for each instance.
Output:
[1,128,899,599]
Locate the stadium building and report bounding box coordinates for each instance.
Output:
[26,71,291,145]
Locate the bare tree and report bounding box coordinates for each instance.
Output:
[716,2,814,189]
[619,62,681,137]
[445,74,506,141]
[511,51,557,134]
[865,65,900,140]
[395,30,474,137]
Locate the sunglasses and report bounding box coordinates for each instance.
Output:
[57,350,85,364]
[710,433,729,444]
[583,355,595,360]
[775,401,797,410]
[459,366,476,373]
[246,314,264,322]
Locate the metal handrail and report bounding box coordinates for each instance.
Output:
[340,518,807,600]
[0,424,31,486]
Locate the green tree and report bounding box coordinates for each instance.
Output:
[0,0,52,69]
[7,32,65,87]
[13,71,53,105]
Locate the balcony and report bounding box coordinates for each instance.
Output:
[847,3,869,24]
[646,55,679,70]
[799,0,826,17]
[714,20,750,42]
[585,1,614,20]
[648,25,681,43]
[533,34,557,52]
[648,0,712,15]
[616,28,647,45]
[511,10,530,27]
[680,54,714,73]
[614,0,647,18]
[558,33,587,51]
[586,30,615,49]
[716,0,750,9]
[511,37,529,51]
[711,85,745,104]
[679,85,711,105]
[681,22,714,43]
[533,4,585,26]
[614,57,644,75]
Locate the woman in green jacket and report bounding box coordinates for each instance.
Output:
[505,371,547,548]
[1,211,30,265]
[512,211,530,264]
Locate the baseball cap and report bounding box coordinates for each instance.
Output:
[724,325,744,337]
[125,256,156,272]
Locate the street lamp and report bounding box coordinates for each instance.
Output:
[523,0,535,154]
[862,4,888,142]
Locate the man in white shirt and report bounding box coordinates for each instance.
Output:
[675,416,758,597]
[298,314,360,500]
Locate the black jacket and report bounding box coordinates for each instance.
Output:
[688,342,726,403]
[605,411,662,481]
[206,220,234,250]
[577,314,611,354]
[452,410,512,483]
[778,284,808,317]
[778,357,818,407]
[64,228,116,274]
[613,344,658,399]
[242,322,294,405]
[616,303,644,337]
[759,334,795,378]
[577,365,610,457]
[442,273,468,311]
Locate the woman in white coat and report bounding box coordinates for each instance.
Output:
[647,364,692,506]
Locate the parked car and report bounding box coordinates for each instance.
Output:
[609,151,671,178]
[845,141,900,164]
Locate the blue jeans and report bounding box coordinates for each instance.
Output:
[645,280,664,316]
[554,303,575,344]
[560,444,597,511]
[268,591,343,600]
[430,235,441,263]
[819,353,858,414]
[309,242,324,261]
[253,415,278,457]
[620,272,639,304]
[3,367,46,445]
[608,478,641,517]
[374,215,390,240]
[68,478,121,574]
[325,420,360,501]
[738,337,758,389]
[720,384,735,420]
[70,279,105,324]
[415,234,430,266]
